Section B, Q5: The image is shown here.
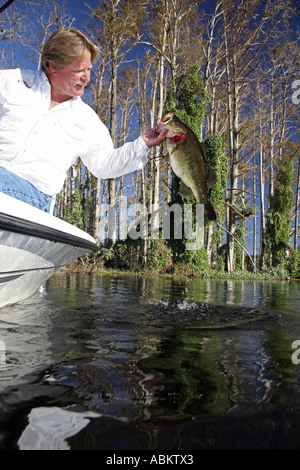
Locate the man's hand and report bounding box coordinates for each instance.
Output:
[142,128,168,148]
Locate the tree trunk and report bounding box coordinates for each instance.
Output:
[259,125,266,269]
[294,156,300,250]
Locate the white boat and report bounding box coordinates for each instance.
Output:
[0,193,97,308]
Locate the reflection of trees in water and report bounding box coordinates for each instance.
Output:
[49,309,294,424]
[1,274,299,450]
[45,275,300,427]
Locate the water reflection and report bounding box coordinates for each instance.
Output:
[18,407,100,450]
[0,274,300,450]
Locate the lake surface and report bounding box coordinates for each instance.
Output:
[0,273,300,451]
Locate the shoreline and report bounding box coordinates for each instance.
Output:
[58,260,299,282]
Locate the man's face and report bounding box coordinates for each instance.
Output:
[49,51,92,102]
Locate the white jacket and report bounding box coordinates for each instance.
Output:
[0,69,149,196]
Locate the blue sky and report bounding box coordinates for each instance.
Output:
[64,0,98,28]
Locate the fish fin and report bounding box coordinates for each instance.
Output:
[204,201,217,221]
[178,180,193,197]
[207,164,217,188]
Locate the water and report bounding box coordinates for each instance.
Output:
[0,273,300,450]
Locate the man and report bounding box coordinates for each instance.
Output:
[0,28,167,210]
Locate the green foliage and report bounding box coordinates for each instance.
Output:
[183,245,210,273]
[213,253,226,273]
[287,249,300,279]
[204,134,229,220]
[205,134,228,190]
[266,157,294,267]
[97,246,115,262]
[234,226,245,271]
[103,239,142,271]
[167,64,210,140]
[64,189,84,229]
[144,239,173,272]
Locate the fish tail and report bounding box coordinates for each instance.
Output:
[204,201,217,221]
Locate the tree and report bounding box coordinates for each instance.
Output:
[1,0,298,272]
[294,154,300,250]
[266,156,294,267]
[211,0,297,272]
[205,134,228,266]
[88,0,145,246]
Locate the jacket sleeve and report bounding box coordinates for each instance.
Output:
[80,118,150,179]
[0,70,8,103]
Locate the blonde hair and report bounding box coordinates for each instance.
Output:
[41,28,99,73]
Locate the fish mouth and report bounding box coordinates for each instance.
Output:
[161,112,174,123]
[155,112,174,134]
[155,112,175,133]
[157,112,174,129]
[156,112,185,139]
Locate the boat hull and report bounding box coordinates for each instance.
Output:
[0,194,97,308]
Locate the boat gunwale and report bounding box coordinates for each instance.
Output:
[0,212,98,251]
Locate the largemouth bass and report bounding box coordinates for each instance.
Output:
[156,112,217,221]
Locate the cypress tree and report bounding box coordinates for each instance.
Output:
[266,156,294,267]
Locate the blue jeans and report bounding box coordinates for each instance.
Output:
[0,167,51,211]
